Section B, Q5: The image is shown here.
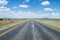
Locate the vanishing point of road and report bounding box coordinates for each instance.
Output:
[0,20,60,40]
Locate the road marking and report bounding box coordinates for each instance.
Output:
[0,26,18,37]
[32,24,34,28]
[0,22,26,37]
[32,22,37,40]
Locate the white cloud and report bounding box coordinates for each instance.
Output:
[25,0,29,2]
[49,13,60,18]
[0,6,11,12]
[41,1,50,6]
[13,7,17,9]
[51,12,60,16]
[51,12,56,16]
[0,6,41,18]
[0,6,60,18]
[0,6,17,18]
[14,11,41,18]
[44,8,53,12]
[19,4,29,8]
[0,0,8,6]
[0,7,60,18]
[41,12,60,18]
[0,7,41,18]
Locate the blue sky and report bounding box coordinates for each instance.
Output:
[0,0,60,18]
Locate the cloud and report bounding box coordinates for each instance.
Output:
[44,8,53,12]
[49,13,60,18]
[0,6,17,18]
[19,4,29,8]
[51,12,56,16]
[0,6,59,18]
[41,1,50,6]
[51,12,60,16]
[0,6,11,12]
[13,7,17,9]
[25,0,29,2]
[41,12,60,18]
[0,11,16,18]
[0,0,8,6]
[0,7,60,18]
[0,6,41,18]
[38,12,60,18]
[15,11,41,18]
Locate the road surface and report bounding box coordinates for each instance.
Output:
[0,20,60,40]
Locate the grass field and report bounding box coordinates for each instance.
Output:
[0,19,26,31]
[37,19,60,32]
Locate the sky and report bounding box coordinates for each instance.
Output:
[0,0,60,18]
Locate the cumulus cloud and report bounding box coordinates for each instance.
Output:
[0,11,16,18]
[15,11,41,18]
[0,6,41,18]
[0,0,8,6]
[19,4,29,8]
[0,6,11,12]
[0,6,17,18]
[44,8,53,12]
[0,7,60,18]
[41,1,50,6]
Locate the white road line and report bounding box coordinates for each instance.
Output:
[0,21,26,37]
[31,22,37,40]
[32,24,34,28]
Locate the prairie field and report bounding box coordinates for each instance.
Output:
[0,19,26,31]
[37,19,60,32]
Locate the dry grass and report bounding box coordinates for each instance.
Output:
[0,21,14,28]
[0,19,27,31]
[37,19,60,32]
[0,21,13,26]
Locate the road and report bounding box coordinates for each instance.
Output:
[0,20,60,40]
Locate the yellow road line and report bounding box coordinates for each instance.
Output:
[0,22,25,37]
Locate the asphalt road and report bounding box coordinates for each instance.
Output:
[0,20,60,40]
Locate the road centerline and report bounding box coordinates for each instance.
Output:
[31,21,37,40]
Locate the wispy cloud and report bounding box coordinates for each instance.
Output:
[19,4,29,8]
[13,7,17,9]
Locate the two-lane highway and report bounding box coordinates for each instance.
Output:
[0,20,60,40]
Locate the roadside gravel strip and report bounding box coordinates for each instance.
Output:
[0,20,27,37]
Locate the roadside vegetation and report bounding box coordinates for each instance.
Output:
[37,19,60,32]
[0,18,26,31]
